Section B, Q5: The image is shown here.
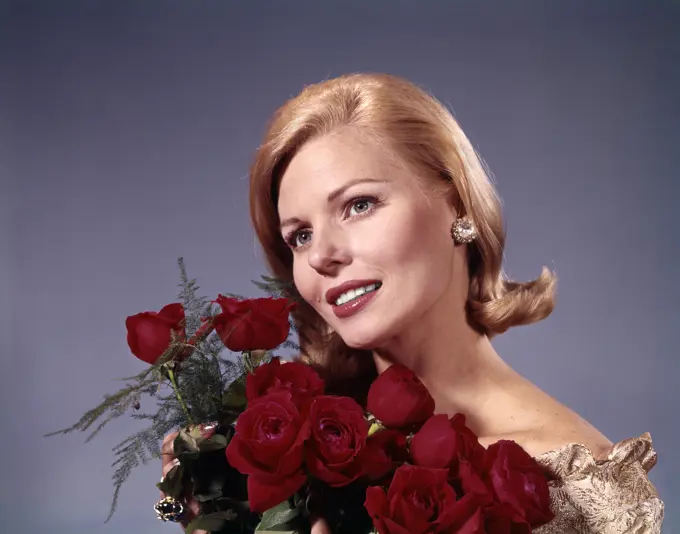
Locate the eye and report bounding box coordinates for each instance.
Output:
[285,229,312,250]
[346,197,377,218]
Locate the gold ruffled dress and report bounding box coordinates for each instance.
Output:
[534,433,664,533]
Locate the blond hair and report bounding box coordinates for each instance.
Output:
[250,73,555,399]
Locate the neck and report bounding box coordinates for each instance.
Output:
[371,305,518,434]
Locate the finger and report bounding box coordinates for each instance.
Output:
[160,460,199,512]
[310,516,332,534]
[161,458,180,480]
[159,456,203,530]
[161,431,179,468]
[158,432,204,532]
[156,488,200,532]
[173,499,200,531]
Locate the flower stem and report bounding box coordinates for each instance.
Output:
[242,350,254,374]
[167,366,194,425]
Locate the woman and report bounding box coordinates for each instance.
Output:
[161,73,663,532]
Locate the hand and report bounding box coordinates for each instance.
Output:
[160,431,201,532]
[160,431,332,534]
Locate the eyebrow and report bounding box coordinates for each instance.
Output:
[279,177,387,230]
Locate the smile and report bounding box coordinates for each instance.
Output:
[326,280,383,320]
[334,282,382,306]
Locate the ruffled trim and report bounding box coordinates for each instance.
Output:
[535,432,658,479]
[608,433,658,473]
[532,433,664,534]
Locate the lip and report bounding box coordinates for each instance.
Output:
[332,289,379,319]
[325,279,382,305]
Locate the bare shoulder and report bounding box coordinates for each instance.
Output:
[536,391,612,458]
[513,420,613,459]
[522,405,613,459]
[484,378,613,459]
[482,423,612,459]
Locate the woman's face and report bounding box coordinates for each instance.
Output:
[277,129,461,350]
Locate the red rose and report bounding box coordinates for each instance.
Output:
[361,429,410,481]
[125,303,186,364]
[458,459,494,504]
[483,441,554,527]
[365,465,485,534]
[306,395,369,486]
[484,504,532,534]
[213,296,294,352]
[225,391,310,512]
[246,356,324,403]
[367,364,435,428]
[410,414,486,474]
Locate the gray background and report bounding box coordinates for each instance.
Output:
[2,1,678,532]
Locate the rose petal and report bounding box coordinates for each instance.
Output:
[247,471,307,513]
[484,441,554,527]
[410,414,459,469]
[246,357,325,403]
[306,395,368,486]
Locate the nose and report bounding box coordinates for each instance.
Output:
[307,225,351,276]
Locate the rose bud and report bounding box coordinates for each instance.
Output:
[125,303,186,365]
[361,429,410,481]
[367,364,435,429]
[213,296,295,352]
[410,413,486,474]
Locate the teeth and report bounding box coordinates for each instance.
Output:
[335,283,381,306]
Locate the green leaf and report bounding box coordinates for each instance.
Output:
[193,488,224,503]
[255,500,302,532]
[222,379,248,410]
[213,497,253,514]
[156,463,185,499]
[192,473,226,503]
[197,433,228,452]
[184,510,239,534]
[218,410,242,427]
[174,428,200,455]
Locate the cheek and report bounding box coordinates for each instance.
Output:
[360,207,451,270]
[292,261,324,315]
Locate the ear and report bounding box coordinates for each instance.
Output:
[445,183,463,219]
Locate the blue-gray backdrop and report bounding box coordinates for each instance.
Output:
[2,1,678,532]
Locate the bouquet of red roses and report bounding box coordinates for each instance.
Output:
[210,357,555,533]
[49,260,554,533]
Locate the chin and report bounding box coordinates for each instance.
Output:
[328,297,413,350]
[335,320,392,351]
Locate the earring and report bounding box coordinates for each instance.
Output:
[450,218,477,244]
